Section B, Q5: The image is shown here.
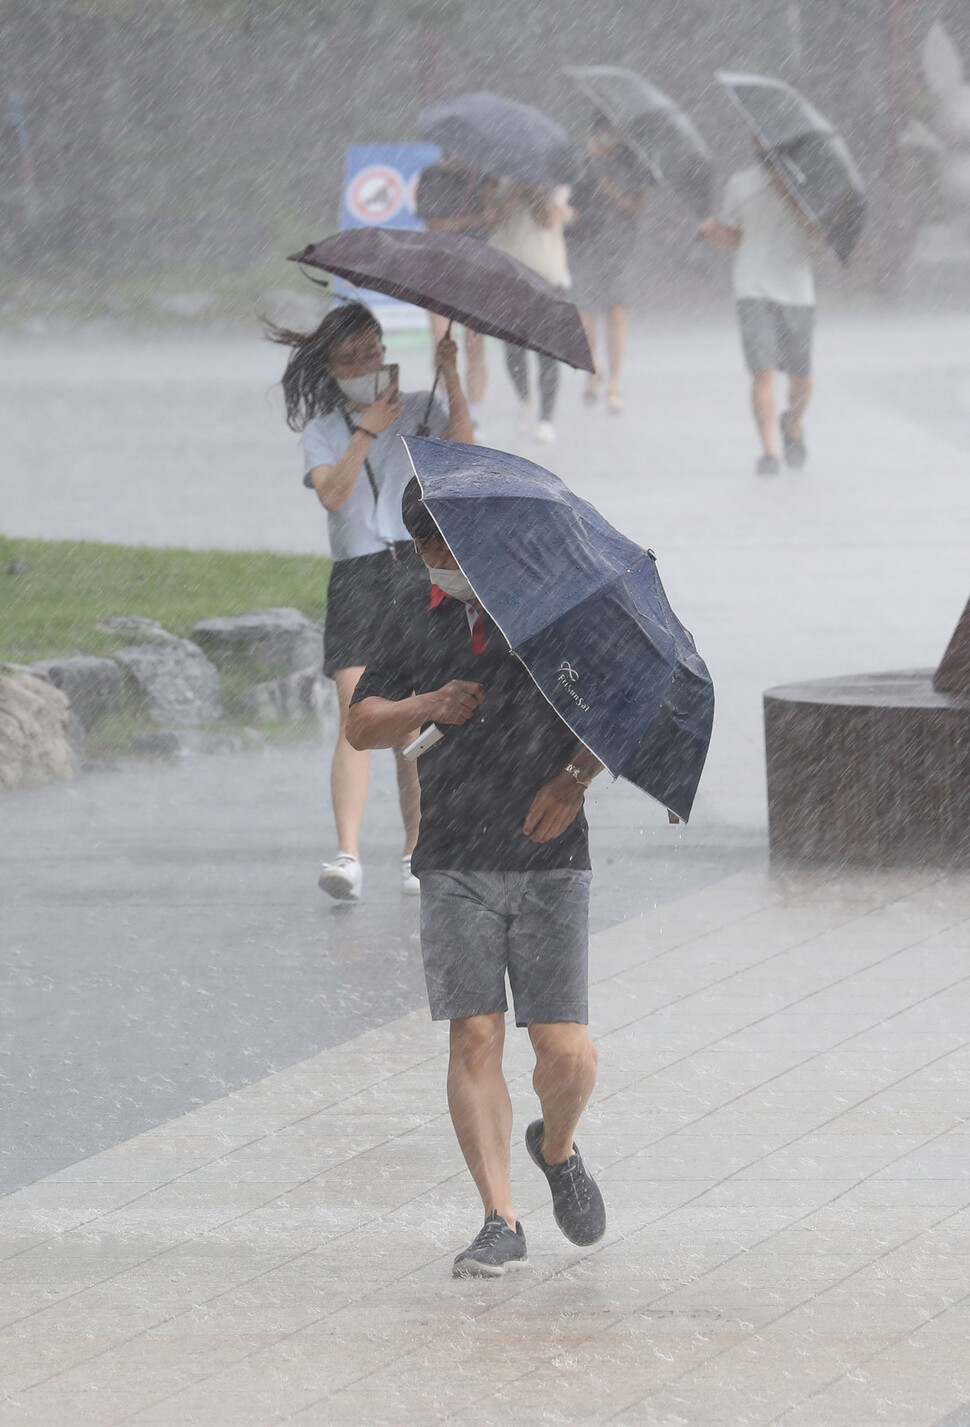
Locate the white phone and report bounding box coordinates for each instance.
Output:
[402,723,445,761]
[374,363,399,399]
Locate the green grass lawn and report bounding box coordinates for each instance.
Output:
[1,537,331,666]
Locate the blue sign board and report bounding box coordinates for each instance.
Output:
[337,142,441,328]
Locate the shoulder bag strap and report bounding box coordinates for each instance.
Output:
[338,403,380,509]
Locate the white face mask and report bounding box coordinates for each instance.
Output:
[428,566,477,603]
[334,366,394,407]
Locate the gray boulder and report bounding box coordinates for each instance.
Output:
[113,639,223,725]
[192,608,323,674]
[29,655,123,730]
[0,669,76,789]
[98,617,177,642]
[239,664,334,724]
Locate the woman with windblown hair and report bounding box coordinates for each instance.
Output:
[271,301,472,901]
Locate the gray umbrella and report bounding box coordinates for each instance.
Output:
[566,65,714,220]
[717,71,867,264]
[418,92,577,188]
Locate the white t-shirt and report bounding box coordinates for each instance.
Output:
[720,164,815,307]
[302,391,447,562]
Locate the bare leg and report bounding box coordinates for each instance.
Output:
[529,1022,598,1164]
[393,743,421,856]
[448,1014,517,1227]
[751,369,779,458]
[464,328,487,407]
[784,373,813,439]
[581,313,600,400]
[605,304,627,404]
[330,666,370,858]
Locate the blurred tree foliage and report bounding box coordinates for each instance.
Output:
[0,0,966,296]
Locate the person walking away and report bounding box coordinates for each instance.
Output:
[489,181,572,443]
[699,145,818,475]
[346,477,606,1276]
[568,115,647,415]
[271,302,472,900]
[416,158,497,439]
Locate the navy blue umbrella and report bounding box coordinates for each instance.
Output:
[401,437,714,821]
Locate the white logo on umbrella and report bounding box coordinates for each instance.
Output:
[559,661,579,682]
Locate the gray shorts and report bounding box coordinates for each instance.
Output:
[737,298,814,377]
[419,869,592,1026]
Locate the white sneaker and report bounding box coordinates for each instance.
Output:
[401,855,421,896]
[318,853,362,901]
[535,420,555,443]
[516,399,533,435]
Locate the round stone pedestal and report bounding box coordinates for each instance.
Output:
[764,671,970,867]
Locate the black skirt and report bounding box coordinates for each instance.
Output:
[323,543,428,678]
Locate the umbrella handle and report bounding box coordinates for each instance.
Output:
[417,318,453,439]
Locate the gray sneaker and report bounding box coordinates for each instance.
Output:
[526,1119,606,1247]
[452,1211,529,1278]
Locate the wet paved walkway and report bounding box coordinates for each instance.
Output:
[2,308,970,1421]
[3,864,970,1425]
[0,741,756,1196]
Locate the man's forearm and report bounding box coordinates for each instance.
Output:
[346,694,429,750]
[442,370,473,442]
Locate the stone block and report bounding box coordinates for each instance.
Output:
[113,640,223,726]
[98,617,178,642]
[0,670,76,790]
[765,670,970,867]
[29,656,124,730]
[238,665,333,724]
[192,609,323,674]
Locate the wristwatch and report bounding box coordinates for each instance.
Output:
[563,763,594,788]
[356,426,379,440]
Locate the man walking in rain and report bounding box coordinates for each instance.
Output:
[700,146,817,475]
[345,477,606,1276]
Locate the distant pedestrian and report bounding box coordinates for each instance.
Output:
[416,158,497,439]
[346,478,606,1276]
[272,302,472,900]
[489,181,572,443]
[568,116,648,415]
[700,146,818,475]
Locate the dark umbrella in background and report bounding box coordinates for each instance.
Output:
[418,91,577,187]
[717,70,867,264]
[566,65,715,221]
[290,227,594,430]
[402,436,714,822]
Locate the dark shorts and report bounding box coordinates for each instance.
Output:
[737,298,814,377]
[419,869,592,1026]
[323,544,426,678]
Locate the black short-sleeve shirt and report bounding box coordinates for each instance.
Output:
[351,594,591,876]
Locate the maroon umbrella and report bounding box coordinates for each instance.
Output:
[289,228,594,372]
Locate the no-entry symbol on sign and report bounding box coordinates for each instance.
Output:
[346,165,406,225]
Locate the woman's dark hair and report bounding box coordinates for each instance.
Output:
[401,476,444,543]
[267,300,381,431]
